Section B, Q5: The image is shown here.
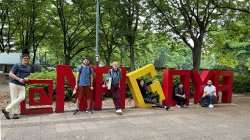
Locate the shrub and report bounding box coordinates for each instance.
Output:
[28,70,76,101]
[233,72,250,93]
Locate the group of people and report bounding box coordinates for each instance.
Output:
[72,57,123,115]
[2,54,217,120]
[137,79,216,110]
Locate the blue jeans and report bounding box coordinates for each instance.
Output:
[207,94,216,105]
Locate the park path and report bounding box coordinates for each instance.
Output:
[1,94,250,140]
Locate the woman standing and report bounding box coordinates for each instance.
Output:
[104,61,123,115]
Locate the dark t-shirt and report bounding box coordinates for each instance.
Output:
[139,85,148,98]
[175,87,185,96]
[9,63,31,86]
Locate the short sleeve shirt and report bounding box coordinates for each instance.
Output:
[9,63,31,86]
[77,66,93,86]
[204,85,216,96]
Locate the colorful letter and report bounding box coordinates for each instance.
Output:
[162,70,190,106]
[20,79,53,115]
[127,64,165,108]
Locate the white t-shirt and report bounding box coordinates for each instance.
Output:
[204,85,216,96]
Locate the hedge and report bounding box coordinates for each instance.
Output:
[233,72,250,93]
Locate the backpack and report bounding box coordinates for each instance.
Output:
[198,96,210,107]
[79,66,92,76]
[78,66,92,84]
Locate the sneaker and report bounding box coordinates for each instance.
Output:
[176,105,181,108]
[181,105,188,108]
[73,109,80,115]
[2,109,10,119]
[115,109,122,115]
[86,109,93,114]
[164,106,170,111]
[208,104,214,108]
[12,114,19,119]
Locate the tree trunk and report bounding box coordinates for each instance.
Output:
[32,48,37,65]
[106,56,111,66]
[191,44,202,70]
[129,41,135,71]
[64,54,71,65]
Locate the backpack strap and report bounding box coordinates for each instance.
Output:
[79,66,83,75]
[79,66,92,76]
[89,66,92,76]
[109,69,113,80]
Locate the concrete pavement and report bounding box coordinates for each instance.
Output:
[1,94,250,140]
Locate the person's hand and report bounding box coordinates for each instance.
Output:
[202,94,206,97]
[102,84,106,88]
[18,78,25,84]
[183,94,186,98]
[24,77,29,82]
[90,86,94,90]
[74,85,78,89]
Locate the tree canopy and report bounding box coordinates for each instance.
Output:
[0,0,249,71]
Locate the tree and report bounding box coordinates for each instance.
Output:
[99,0,124,66]
[119,0,141,71]
[212,0,250,14]
[53,0,95,65]
[0,0,19,53]
[205,1,250,71]
[149,0,222,70]
[206,14,250,71]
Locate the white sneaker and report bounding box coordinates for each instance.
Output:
[208,104,214,108]
[176,105,181,108]
[116,109,122,115]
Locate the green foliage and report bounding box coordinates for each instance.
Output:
[1,0,250,73]
[28,69,76,101]
[30,70,56,80]
[233,72,250,93]
[154,41,192,69]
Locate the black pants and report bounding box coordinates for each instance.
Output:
[174,96,187,106]
[144,93,165,108]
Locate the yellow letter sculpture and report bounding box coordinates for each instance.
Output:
[126,64,165,107]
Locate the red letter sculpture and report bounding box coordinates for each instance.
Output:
[20,79,53,115]
[162,70,190,106]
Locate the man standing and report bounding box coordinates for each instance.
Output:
[2,54,31,119]
[173,83,187,108]
[73,57,94,115]
[202,80,216,108]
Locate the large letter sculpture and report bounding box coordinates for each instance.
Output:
[57,65,127,112]
[214,71,234,103]
[127,64,165,108]
[56,65,76,113]
[190,70,215,104]
[20,79,53,115]
[162,70,190,106]
[20,64,233,114]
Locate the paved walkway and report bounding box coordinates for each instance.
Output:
[1,94,250,140]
